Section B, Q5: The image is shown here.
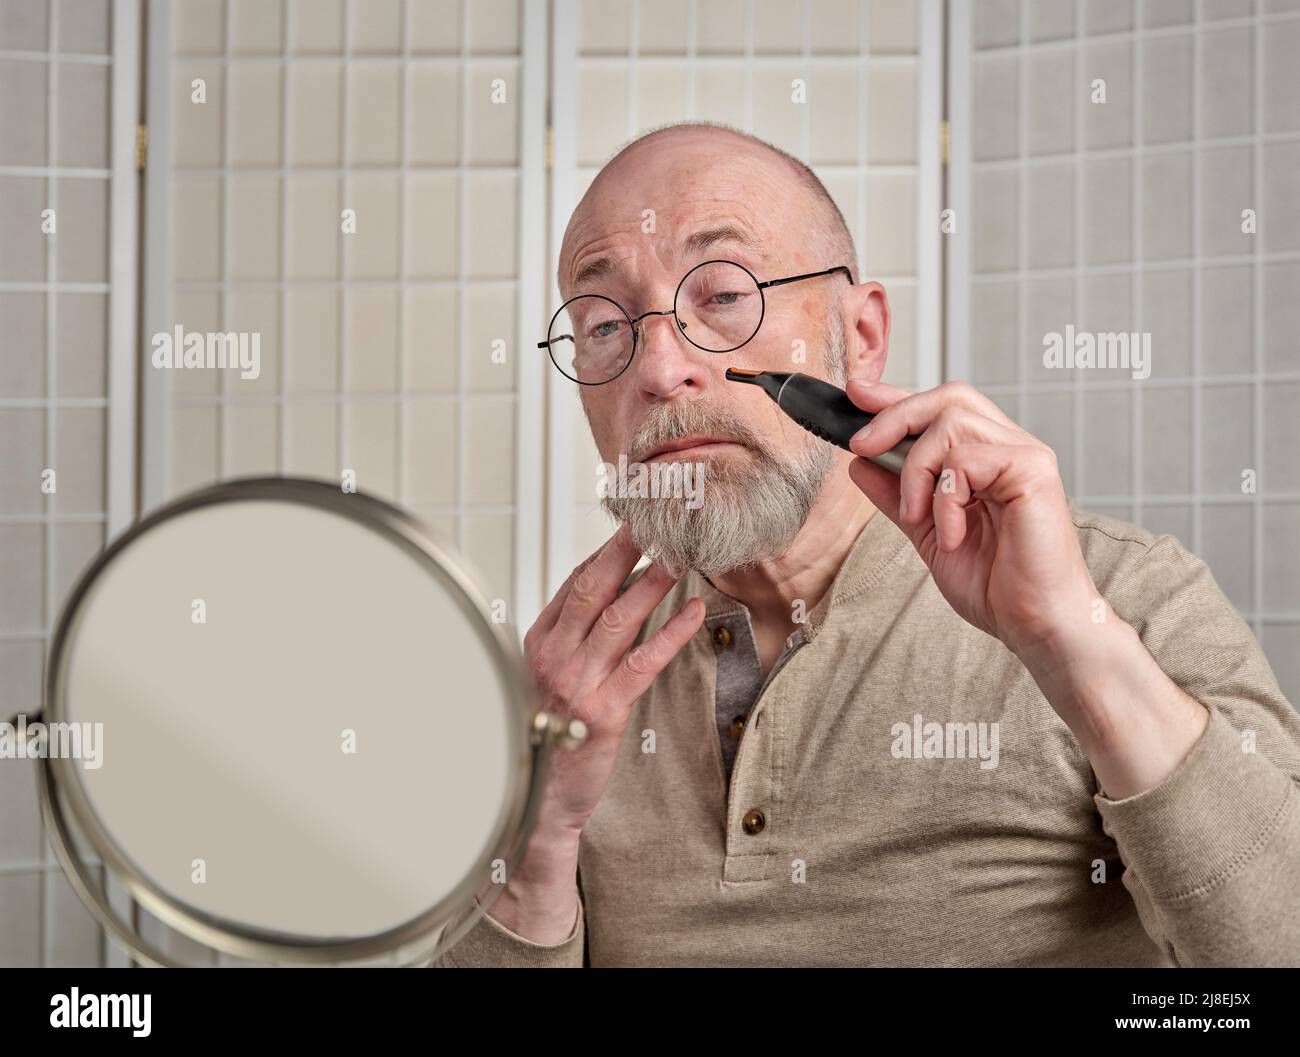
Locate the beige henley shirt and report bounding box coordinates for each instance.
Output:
[432,506,1300,967]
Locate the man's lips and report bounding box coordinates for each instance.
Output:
[639,437,743,461]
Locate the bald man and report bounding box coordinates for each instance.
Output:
[432,121,1300,968]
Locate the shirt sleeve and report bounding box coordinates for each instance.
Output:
[1089,530,1300,967]
[425,888,586,968]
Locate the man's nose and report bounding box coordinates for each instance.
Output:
[632,310,712,396]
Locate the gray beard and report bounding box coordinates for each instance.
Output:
[599,314,845,577]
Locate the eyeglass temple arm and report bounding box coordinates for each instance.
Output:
[757,265,853,291]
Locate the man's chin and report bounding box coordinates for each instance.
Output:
[603,500,799,580]
[598,442,834,578]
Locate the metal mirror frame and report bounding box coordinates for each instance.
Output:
[38,476,584,967]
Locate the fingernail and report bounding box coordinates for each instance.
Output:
[849,423,873,451]
[899,492,909,521]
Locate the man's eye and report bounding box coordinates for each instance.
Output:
[708,291,746,306]
[590,320,623,339]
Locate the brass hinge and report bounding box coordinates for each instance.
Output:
[545,124,553,171]
[135,124,148,171]
[940,119,950,166]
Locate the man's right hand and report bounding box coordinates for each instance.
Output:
[483,522,704,945]
[526,521,705,835]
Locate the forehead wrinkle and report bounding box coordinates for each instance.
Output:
[569,218,770,293]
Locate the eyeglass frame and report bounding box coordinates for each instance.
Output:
[538,259,854,386]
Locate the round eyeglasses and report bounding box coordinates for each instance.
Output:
[539,259,852,385]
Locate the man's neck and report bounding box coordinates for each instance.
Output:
[706,455,877,674]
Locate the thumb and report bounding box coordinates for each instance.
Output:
[847,456,904,525]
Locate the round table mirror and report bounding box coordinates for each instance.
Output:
[38,477,583,966]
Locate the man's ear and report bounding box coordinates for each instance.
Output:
[845,281,891,384]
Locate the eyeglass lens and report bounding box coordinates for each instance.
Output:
[547,261,763,384]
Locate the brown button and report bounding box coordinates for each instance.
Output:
[742,809,766,835]
[713,625,732,649]
[728,715,746,737]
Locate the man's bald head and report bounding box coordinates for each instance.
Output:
[558,121,859,297]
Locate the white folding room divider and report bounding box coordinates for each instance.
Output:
[138,0,546,965]
[947,0,1300,704]
[0,0,138,970]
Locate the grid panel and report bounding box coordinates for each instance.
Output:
[140,0,533,965]
[956,0,1300,703]
[549,0,940,579]
[161,0,526,615]
[0,0,118,969]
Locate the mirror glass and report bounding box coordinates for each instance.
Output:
[56,494,516,943]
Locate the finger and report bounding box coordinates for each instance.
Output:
[847,456,903,526]
[931,456,975,552]
[545,521,645,661]
[926,380,1022,430]
[848,380,1023,461]
[942,442,1061,507]
[895,407,1022,527]
[929,442,1058,550]
[848,455,947,556]
[844,377,914,412]
[580,561,683,677]
[601,597,706,703]
[526,523,632,655]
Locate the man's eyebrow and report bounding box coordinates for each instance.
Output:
[681,223,765,258]
[572,255,617,288]
[570,223,764,289]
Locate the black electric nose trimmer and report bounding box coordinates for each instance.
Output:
[725,368,917,475]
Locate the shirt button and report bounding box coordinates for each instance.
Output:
[728,715,745,737]
[742,809,766,835]
[713,625,732,649]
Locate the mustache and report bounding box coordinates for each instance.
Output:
[627,401,771,463]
